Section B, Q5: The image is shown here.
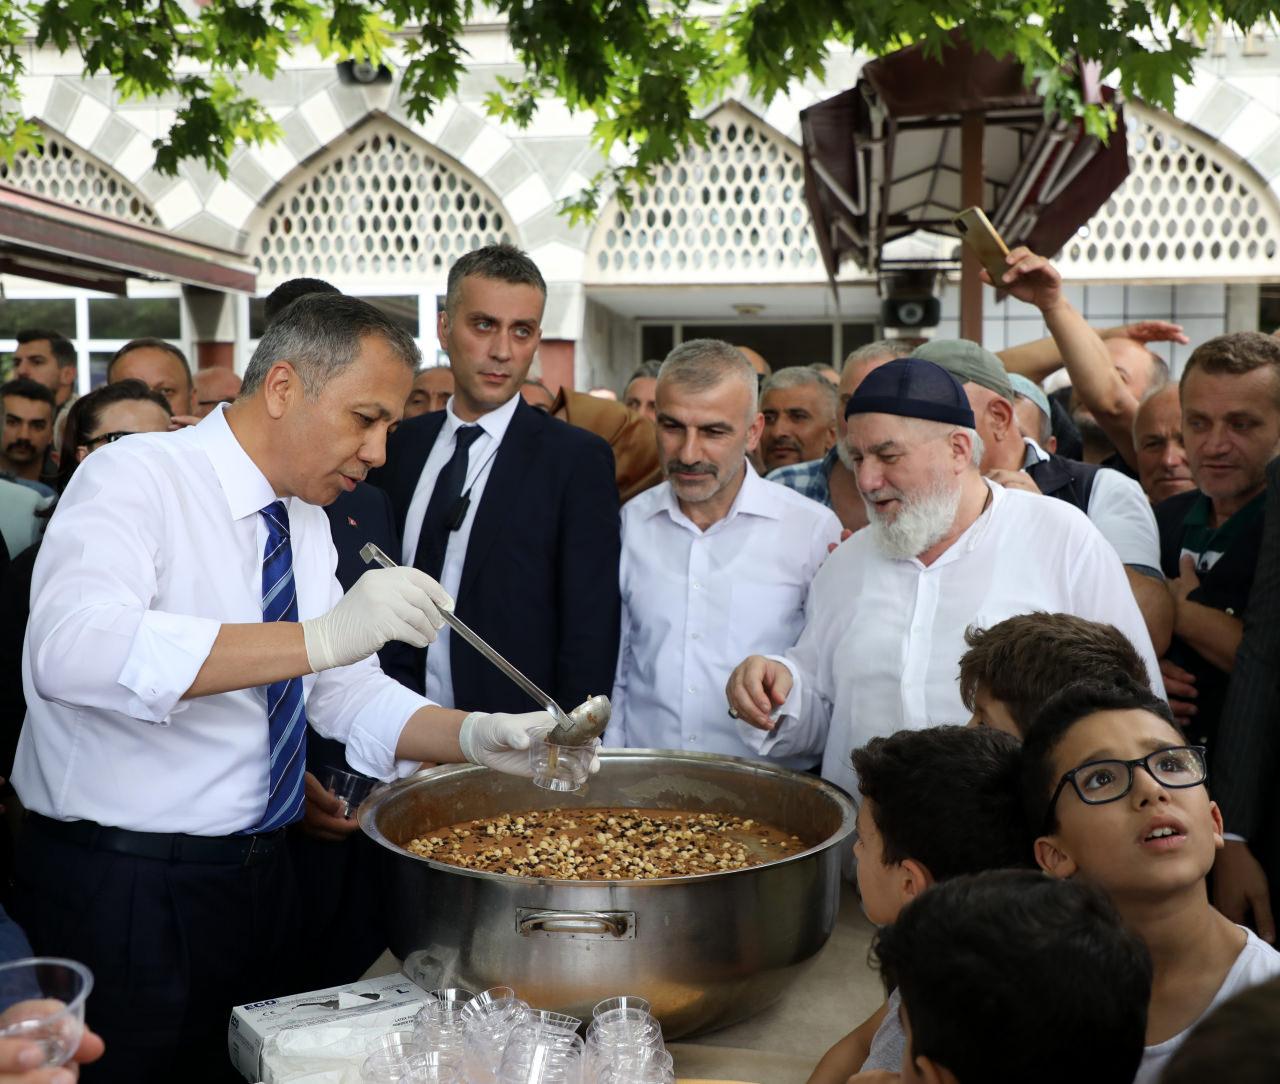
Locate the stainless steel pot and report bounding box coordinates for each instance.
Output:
[359,749,856,1039]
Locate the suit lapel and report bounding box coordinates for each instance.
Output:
[458,399,542,601]
[384,412,445,537]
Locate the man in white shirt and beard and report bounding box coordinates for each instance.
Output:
[607,340,841,764]
[11,294,561,1083]
[726,356,1163,804]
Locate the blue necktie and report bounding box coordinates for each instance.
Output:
[248,500,307,833]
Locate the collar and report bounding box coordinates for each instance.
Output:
[1022,437,1050,468]
[650,459,783,529]
[821,445,840,477]
[190,404,279,522]
[442,391,520,445]
[908,476,1004,569]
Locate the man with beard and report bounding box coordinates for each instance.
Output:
[0,378,56,497]
[759,367,838,473]
[607,340,840,763]
[725,357,1161,803]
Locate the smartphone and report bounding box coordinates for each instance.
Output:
[952,207,1011,287]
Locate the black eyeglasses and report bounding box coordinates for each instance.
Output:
[1043,745,1207,831]
[83,430,138,449]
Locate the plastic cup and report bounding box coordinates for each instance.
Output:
[592,996,651,1020]
[0,958,93,1067]
[361,1050,410,1083]
[324,767,378,818]
[497,1028,584,1083]
[366,1030,420,1058]
[426,987,475,1009]
[526,1009,582,1036]
[529,735,597,792]
[403,1051,463,1083]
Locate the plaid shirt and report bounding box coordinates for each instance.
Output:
[765,447,836,510]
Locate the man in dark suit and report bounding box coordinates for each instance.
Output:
[370,244,620,716]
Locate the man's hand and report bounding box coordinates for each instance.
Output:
[1106,320,1189,346]
[0,1027,104,1082]
[827,528,853,556]
[459,711,601,778]
[726,656,794,730]
[985,469,1041,495]
[982,246,1063,313]
[298,771,363,843]
[301,567,452,671]
[1159,657,1198,723]
[168,414,202,431]
[1213,840,1276,943]
[1169,553,1201,608]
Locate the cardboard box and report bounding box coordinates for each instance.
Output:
[228,973,428,1082]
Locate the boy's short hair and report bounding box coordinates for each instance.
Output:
[1160,977,1280,1084]
[958,613,1149,735]
[1019,675,1178,834]
[873,869,1151,1084]
[852,725,1033,880]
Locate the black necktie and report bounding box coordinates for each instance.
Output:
[414,425,483,580]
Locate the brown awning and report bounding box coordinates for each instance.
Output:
[0,181,256,294]
[801,32,1129,280]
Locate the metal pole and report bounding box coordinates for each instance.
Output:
[960,111,985,344]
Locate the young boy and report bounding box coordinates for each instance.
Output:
[872,869,1152,1084]
[1020,676,1280,1083]
[807,725,1031,1084]
[958,612,1150,737]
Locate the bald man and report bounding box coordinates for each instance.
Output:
[192,368,242,419]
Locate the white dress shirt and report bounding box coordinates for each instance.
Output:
[607,465,841,766]
[13,406,428,835]
[1022,438,1162,572]
[738,479,1165,803]
[401,393,519,708]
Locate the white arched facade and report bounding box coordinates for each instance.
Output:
[585,102,829,285]
[1059,100,1280,281]
[0,124,159,226]
[247,117,517,289]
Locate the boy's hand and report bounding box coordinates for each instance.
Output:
[726,656,793,730]
[1213,840,1276,943]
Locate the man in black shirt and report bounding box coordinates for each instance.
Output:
[1155,332,1280,760]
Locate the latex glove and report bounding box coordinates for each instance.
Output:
[459,711,602,778]
[302,567,452,672]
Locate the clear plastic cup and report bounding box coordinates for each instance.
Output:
[366,1030,420,1058]
[324,767,378,818]
[412,1001,465,1061]
[526,1009,582,1036]
[0,958,93,1067]
[592,996,651,1020]
[426,987,475,1009]
[361,1050,411,1083]
[529,735,598,792]
[497,1028,584,1083]
[463,990,531,1084]
[402,1051,463,1083]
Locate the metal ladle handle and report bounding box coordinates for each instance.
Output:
[359,542,575,730]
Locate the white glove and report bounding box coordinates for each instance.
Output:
[301,567,452,672]
[459,711,603,778]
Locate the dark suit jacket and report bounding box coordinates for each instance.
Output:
[369,398,621,714]
[1216,458,1280,894]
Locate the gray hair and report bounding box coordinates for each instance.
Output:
[241,293,421,396]
[1015,392,1055,446]
[839,417,984,469]
[657,339,758,406]
[842,339,915,373]
[445,243,546,317]
[761,366,839,422]
[626,359,663,386]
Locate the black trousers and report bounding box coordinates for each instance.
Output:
[13,818,302,1084]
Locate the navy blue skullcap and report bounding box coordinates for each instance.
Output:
[845,357,976,429]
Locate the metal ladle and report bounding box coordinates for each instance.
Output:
[359,543,610,748]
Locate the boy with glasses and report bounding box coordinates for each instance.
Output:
[1020,676,1280,1083]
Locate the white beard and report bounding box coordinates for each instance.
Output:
[863,472,962,559]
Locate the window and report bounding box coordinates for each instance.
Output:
[0,299,76,339]
[88,298,181,340]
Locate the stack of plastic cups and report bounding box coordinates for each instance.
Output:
[360,1032,422,1082]
[496,1021,585,1083]
[462,986,532,1084]
[585,998,669,1084]
[411,988,474,1068]
[401,1051,463,1083]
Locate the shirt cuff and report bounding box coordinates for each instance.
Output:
[117,610,222,724]
[344,679,437,782]
[736,656,802,756]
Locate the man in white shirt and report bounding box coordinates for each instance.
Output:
[913,336,1173,655]
[12,294,556,1083]
[607,340,841,764]
[725,357,1162,804]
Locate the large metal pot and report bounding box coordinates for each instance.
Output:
[360,749,856,1039]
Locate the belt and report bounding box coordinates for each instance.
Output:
[27,812,288,867]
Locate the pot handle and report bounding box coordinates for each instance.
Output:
[517,909,634,939]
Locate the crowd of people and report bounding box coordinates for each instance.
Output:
[1,240,1280,1084]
